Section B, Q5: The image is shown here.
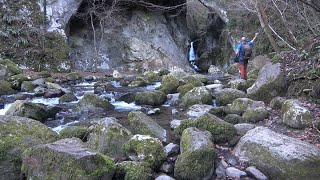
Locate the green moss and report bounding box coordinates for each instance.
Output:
[0,80,15,95]
[178,83,195,98]
[129,76,150,87]
[135,90,167,106]
[38,71,51,78]
[66,72,81,81]
[76,94,114,112]
[157,74,179,94]
[179,87,213,108]
[145,71,160,83]
[180,76,203,87]
[174,113,236,143]
[59,93,78,103]
[0,59,23,74]
[115,161,152,180]
[21,81,36,92]
[59,126,89,140]
[242,109,269,123]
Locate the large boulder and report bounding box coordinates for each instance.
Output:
[230,98,266,115]
[281,99,313,129]
[179,86,213,108]
[59,126,89,140]
[135,90,167,106]
[174,127,215,180]
[87,117,132,160]
[5,101,48,122]
[186,0,210,38]
[128,111,167,142]
[0,58,22,75]
[0,80,15,95]
[175,113,236,143]
[114,161,152,180]
[157,74,179,94]
[76,94,114,113]
[0,115,59,180]
[214,88,246,106]
[123,135,166,169]
[21,138,116,180]
[247,63,287,102]
[234,127,320,179]
[186,104,215,118]
[251,55,272,71]
[180,75,203,87]
[228,79,255,92]
[208,65,224,75]
[59,93,78,103]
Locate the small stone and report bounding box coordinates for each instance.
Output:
[246,166,268,180]
[226,155,239,166]
[220,160,229,168]
[155,174,175,180]
[215,160,227,179]
[160,162,174,173]
[171,109,178,115]
[147,108,161,115]
[113,70,123,79]
[170,119,182,129]
[164,143,179,156]
[226,167,247,179]
[214,80,222,84]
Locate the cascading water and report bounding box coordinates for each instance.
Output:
[189,41,200,71]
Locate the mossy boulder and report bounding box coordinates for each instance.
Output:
[59,93,78,103]
[94,82,115,94]
[234,127,320,179]
[157,74,179,94]
[87,117,132,160]
[192,74,209,84]
[135,90,167,106]
[21,81,36,92]
[0,80,15,95]
[0,115,59,180]
[214,88,246,106]
[247,63,287,102]
[38,71,51,78]
[59,126,89,140]
[174,113,236,143]
[0,64,13,80]
[128,111,167,142]
[5,101,48,122]
[0,58,22,75]
[269,96,286,110]
[230,98,266,115]
[242,108,269,123]
[180,127,214,153]
[129,77,150,87]
[228,79,255,92]
[281,99,313,129]
[177,83,195,98]
[179,86,213,108]
[186,104,215,118]
[76,94,114,113]
[21,138,115,180]
[180,75,203,87]
[114,161,152,180]
[45,82,63,90]
[123,135,166,169]
[169,69,188,79]
[224,114,243,124]
[145,71,161,82]
[251,55,272,71]
[66,72,81,81]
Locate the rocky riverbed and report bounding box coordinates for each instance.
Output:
[1,58,320,180]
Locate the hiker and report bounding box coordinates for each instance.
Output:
[235,33,259,79]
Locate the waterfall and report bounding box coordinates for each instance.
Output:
[189,41,200,71]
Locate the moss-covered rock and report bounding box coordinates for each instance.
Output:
[175,113,236,143]
[177,83,195,98]
[0,115,59,179]
[234,127,320,179]
[180,127,214,153]
[179,86,213,108]
[180,75,203,87]
[94,82,115,94]
[128,111,167,142]
[129,77,150,87]
[230,98,266,115]
[45,82,63,90]
[0,80,15,95]
[269,96,286,110]
[59,126,89,141]
[21,138,115,180]
[186,104,215,118]
[76,94,114,113]
[5,100,48,122]
[114,161,153,180]
[123,135,166,169]
[281,99,313,129]
[0,59,22,75]
[66,72,81,81]
[135,90,167,106]
[87,117,132,160]
[228,79,255,92]
[242,108,269,123]
[59,93,78,103]
[145,71,161,82]
[38,71,51,78]
[214,88,246,106]
[21,81,36,92]
[192,74,209,84]
[157,74,179,94]
[224,114,243,124]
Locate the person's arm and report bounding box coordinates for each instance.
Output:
[235,44,241,55]
[250,33,259,43]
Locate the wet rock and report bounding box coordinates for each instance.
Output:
[246,166,269,180]
[247,63,287,102]
[84,75,94,81]
[269,96,286,110]
[0,115,59,179]
[226,155,239,166]
[59,126,89,141]
[128,111,167,142]
[21,81,36,92]
[123,135,166,169]
[164,143,180,156]
[114,161,152,180]
[66,72,82,81]
[160,162,174,173]
[47,106,64,119]
[116,92,136,103]
[135,90,167,106]
[281,99,313,129]
[76,93,114,113]
[157,74,179,94]
[113,70,123,79]
[205,83,224,92]
[175,113,236,143]
[45,82,63,90]
[155,174,175,180]
[174,127,215,180]
[21,138,115,180]
[170,119,182,129]
[44,89,64,98]
[15,93,33,100]
[234,127,320,179]
[87,117,132,159]
[0,80,15,95]
[234,123,256,136]
[171,109,179,116]
[192,74,209,84]
[33,86,45,96]
[230,98,266,115]
[179,86,213,108]
[94,82,114,94]
[186,104,215,118]
[208,65,224,75]
[147,108,161,115]
[59,93,78,103]
[226,167,247,179]
[32,78,46,86]
[129,77,149,87]
[224,114,243,124]
[214,88,246,106]
[5,100,48,122]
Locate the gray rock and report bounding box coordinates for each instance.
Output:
[164,143,180,156]
[215,160,227,179]
[247,63,287,102]
[170,119,182,129]
[112,70,123,79]
[234,127,320,179]
[251,55,272,71]
[186,104,215,118]
[230,98,266,115]
[155,174,175,180]
[269,96,286,110]
[226,155,239,166]
[171,109,179,115]
[147,108,161,115]
[242,108,269,123]
[281,99,313,129]
[160,162,174,173]
[128,111,167,142]
[224,114,243,124]
[45,82,64,89]
[234,123,256,136]
[180,127,213,153]
[32,78,46,86]
[214,88,246,106]
[135,90,167,106]
[76,93,114,113]
[226,167,247,179]
[246,166,268,180]
[205,84,224,92]
[208,65,224,75]
[179,86,213,108]
[44,89,63,98]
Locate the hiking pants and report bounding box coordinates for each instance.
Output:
[238,59,249,79]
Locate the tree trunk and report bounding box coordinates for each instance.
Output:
[256,0,280,53]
